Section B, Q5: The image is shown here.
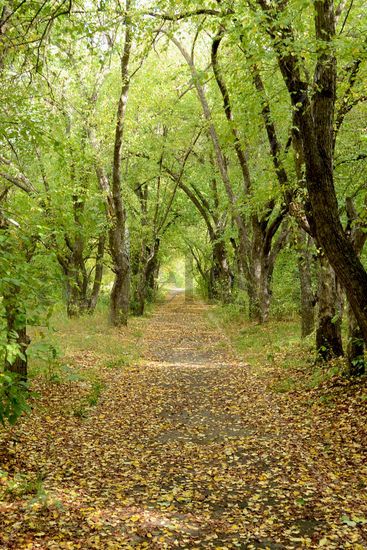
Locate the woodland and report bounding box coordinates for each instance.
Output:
[0,0,367,548]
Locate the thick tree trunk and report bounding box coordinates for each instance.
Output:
[258,0,367,343]
[132,239,160,316]
[64,263,88,317]
[145,244,160,300]
[248,257,272,323]
[149,259,160,293]
[316,255,343,361]
[65,276,81,317]
[142,240,160,297]
[344,198,366,374]
[133,279,146,317]
[210,239,233,303]
[109,211,130,326]
[305,164,367,345]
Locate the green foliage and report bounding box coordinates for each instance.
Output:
[0,0,366,427]
[0,372,31,426]
[271,247,301,319]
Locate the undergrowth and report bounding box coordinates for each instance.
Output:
[24,304,147,420]
[209,305,349,394]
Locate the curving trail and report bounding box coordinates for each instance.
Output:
[0,292,366,549]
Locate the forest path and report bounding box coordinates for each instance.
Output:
[1,292,366,549]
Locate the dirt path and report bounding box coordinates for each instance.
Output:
[1,293,366,549]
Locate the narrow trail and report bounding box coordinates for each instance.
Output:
[1,293,366,549]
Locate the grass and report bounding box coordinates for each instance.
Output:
[209,304,347,393]
[25,304,148,419]
[28,304,146,375]
[208,304,304,365]
[71,378,104,418]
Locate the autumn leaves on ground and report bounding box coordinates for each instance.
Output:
[1,293,367,549]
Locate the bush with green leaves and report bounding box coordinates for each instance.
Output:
[0,372,31,425]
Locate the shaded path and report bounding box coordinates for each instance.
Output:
[1,293,366,548]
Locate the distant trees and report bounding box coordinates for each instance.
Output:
[148,0,367,372]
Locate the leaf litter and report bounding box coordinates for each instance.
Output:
[0,292,366,548]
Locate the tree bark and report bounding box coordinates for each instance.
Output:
[297,231,315,338]
[345,197,367,374]
[133,239,160,316]
[316,254,343,361]
[210,238,233,303]
[247,221,288,323]
[88,233,105,313]
[110,256,130,325]
[257,0,367,343]
[65,270,84,317]
[248,227,270,323]
[212,34,290,318]
[109,1,133,326]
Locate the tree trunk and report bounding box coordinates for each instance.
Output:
[210,239,233,303]
[145,241,160,300]
[64,263,88,317]
[247,220,288,323]
[65,274,81,317]
[150,259,160,293]
[88,233,105,313]
[298,232,315,337]
[4,288,29,382]
[258,0,367,343]
[248,257,271,323]
[109,2,132,327]
[110,256,130,326]
[132,238,160,316]
[133,279,146,316]
[133,261,150,317]
[316,255,343,361]
[344,198,367,374]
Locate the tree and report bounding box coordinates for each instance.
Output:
[168,30,288,321]
[254,0,367,341]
